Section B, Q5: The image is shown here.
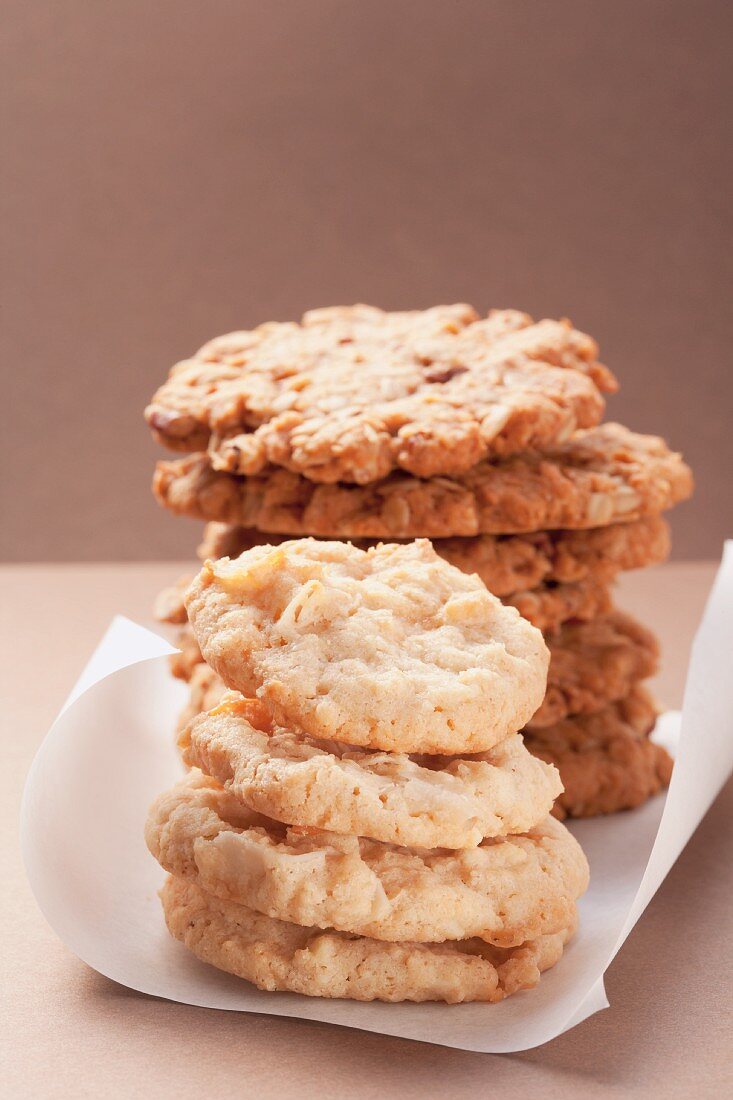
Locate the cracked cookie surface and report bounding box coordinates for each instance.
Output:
[185,539,549,753]
[146,304,614,484]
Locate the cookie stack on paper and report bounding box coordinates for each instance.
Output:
[146,539,589,1002]
[146,304,693,818]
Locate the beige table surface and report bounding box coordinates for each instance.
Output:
[2,561,731,1099]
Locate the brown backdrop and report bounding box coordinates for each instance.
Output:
[2,0,731,561]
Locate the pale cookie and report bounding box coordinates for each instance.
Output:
[153,424,692,538]
[148,772,588,945]
[185,538,549,753]
[525,687,673,818]
[157,572,609,633]
[179,694,562,848]
[146,304,615,484]
[161,876,577,1003]
[197,514,671,593]
[529,611,659,729]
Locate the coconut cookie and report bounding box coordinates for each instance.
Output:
[197,513,671,594]
[146,304,614,484]
[148,773,588,946]
[525,688,673,818]
[185,539,549,754]
[161,875,577,1003]
[529,611,659,729]
[153,423,692,539]
[179,694,561,848]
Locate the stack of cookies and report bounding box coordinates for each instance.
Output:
[146,539,589,1003]
[146,304,693,819]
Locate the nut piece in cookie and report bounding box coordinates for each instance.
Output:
[184,538,549,754]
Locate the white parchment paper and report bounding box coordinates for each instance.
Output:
[20,544,733,1052]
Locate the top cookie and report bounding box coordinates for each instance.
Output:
[185,538,549,753]
[146,305,615,484]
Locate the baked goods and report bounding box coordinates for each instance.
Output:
[148,772,586,945]
[184,539,549,753]
[525,688,674,818]
[161,875,577,1003]
[197,513,671,591]
[146,305,615,483]
[144,300,693,1004]
[529,611,659,729]
[152,423,692,538]
[147,529,588,1003]
[178,694,561,848]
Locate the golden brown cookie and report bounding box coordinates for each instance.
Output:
[529,611,659,729]
[147,772,587,944]
[525,687,673,817]
[153,424,692,538]
[179,694,561,848]
[196,513,671,593]
[184,539,549,754]
[146,304,614,484]
[160,875,577,1003]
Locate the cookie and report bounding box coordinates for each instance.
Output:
[505,575,610,631]
[148,772,588,945]
[146,304,615,484]
[525,688,673,818]
[529,611,659,729]
[197,514,671,593]
[184,538,549,754]
[153,423,692,539]
[179,694,561,848]
[157,570,609,634]
[160,875,577,1003]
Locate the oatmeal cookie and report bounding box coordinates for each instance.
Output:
[525,688,673,817]
[160,875,577,1003]
[196,515,670,591]
[184,539,549,753]
[153,424,692,538]
[146,305,614,483]
[529,611,659,729]
[179,694,561,848]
